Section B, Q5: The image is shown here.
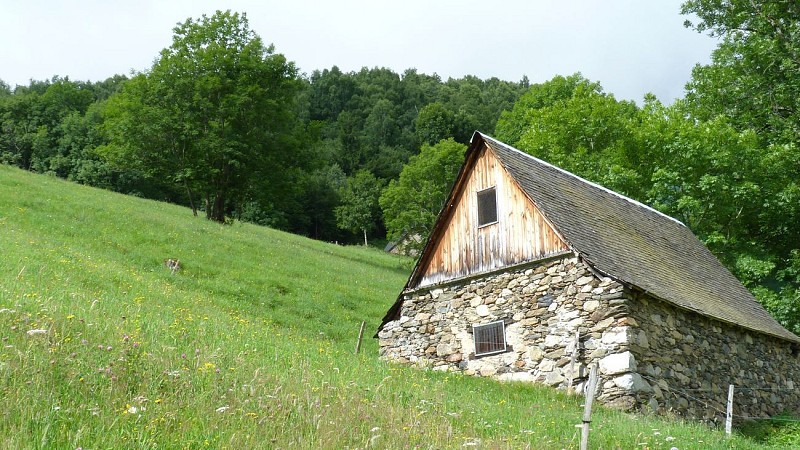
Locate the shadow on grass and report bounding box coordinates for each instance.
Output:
[736,415,800,447]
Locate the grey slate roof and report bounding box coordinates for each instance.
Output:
[480,133,800,344]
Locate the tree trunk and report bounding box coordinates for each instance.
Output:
[210,192,226,223]
[184,182,197,217]
[363,228,368,246]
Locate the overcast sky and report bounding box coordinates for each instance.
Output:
[1,0,718,103]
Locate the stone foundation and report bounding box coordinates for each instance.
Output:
[378,252,800,421]
[629,293,800,422]
[379,253,639,407]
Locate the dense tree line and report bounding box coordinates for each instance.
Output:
[0,11,527,244]
[1,3,799,332]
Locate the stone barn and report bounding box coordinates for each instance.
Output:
[377,132,800,421]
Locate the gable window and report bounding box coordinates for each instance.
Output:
[477,187,498,227]
[473,320,506,356]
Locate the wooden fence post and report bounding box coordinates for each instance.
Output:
[726,384,734,436]
[580,363,599,450]
[355,320,366,354]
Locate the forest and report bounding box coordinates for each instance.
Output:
[1,1,799,332]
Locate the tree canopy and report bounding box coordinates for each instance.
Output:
[380,138,466,255]
[102,10,303,222]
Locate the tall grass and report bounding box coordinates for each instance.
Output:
[0,165,788,448]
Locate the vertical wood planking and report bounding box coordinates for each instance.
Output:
[418,145,569,287]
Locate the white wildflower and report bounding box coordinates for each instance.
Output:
[215,406,229,413]
[127,405,138,414]
[26,329,48,336]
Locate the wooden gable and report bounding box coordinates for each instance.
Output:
[416,144,568,287]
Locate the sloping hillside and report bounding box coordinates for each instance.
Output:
[0,165,783,448]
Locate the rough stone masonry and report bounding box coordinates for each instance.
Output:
[378,253,800,422]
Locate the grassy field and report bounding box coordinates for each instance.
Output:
[0,164,796,449]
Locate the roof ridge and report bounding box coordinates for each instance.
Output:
[477,132,686,227]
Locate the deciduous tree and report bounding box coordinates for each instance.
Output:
[380,138,466,255]
[335,170,384,246]
[102,10,302,222]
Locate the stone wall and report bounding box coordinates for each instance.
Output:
[379,252,641,406]
[378,251,800,422]
[628,293,800,422]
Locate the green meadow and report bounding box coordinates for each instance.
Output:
[0,164,796,449]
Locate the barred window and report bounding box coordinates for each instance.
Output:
[473,320,506,356]
[477,187,497,227]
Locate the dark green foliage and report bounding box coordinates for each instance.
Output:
[495,73,641,197]
[415,102,456,145]
[679,0,800,332]
[294,65,526,243]
[380,139,466,255]
[0,75,141,193]
[101,10,304,223]
[682,0,800,146]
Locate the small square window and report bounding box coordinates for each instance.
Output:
[477,187,497,226]
[473,320,506,356]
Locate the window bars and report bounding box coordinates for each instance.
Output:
[473,320,506,356]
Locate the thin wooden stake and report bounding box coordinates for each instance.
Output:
[580,364,599,450]
[355,320,366,354]
[726,384,734,436]
[567,330,579,394]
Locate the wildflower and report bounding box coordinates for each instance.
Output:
[106,346,112,351]
[181,353,186,359]
[155,398,162,404]
[215,406,229,413]
[665,436,675,441]
[127,405,138,414]
[66,315,75,320]
[26,329,48,336]
[80,339,88,345]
